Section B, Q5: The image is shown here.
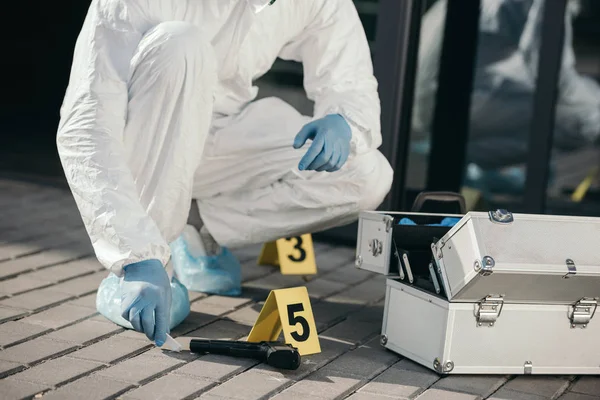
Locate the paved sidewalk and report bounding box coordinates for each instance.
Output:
[0,178,598,400]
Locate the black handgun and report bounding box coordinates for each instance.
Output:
[189,339,301,370]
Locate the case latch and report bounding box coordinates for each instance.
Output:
[475,295,504,327]
[569,297,598,328]
[563,258,576,279]
[489,209,513,224]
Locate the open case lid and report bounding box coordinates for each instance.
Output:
[436,210,600,304]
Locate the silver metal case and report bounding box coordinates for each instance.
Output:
[356,210,600,375]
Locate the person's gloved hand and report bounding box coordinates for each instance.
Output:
[293,114,352,172]
[120,259,171,346]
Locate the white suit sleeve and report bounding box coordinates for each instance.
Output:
[279,0,381,155]
[57,0,170,275]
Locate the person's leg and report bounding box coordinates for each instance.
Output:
[122,21,217,244]
[192,97,393,248]
[96,21,217,330]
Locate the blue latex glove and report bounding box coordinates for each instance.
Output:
[120,259,172,346]
[398,217,461,227]
[96,274,190,340]
[293,114,351,172]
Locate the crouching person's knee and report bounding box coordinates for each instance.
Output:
[353,151,394,211]
[133,21,216,81]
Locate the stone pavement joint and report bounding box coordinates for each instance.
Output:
[8,357,105,388]
[0,337,78,366]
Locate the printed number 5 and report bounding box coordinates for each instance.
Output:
[287,303,310,342]
[286,237,307,262]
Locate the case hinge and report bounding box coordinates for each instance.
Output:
[475,295,504,327]
[384,215,394,232]
[569,297,598,328]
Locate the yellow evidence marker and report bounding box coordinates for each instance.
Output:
[247,286,321,356]
[258,234,317,276]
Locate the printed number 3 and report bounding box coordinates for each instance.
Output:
[287,303,310,342]
[286,237,307,262]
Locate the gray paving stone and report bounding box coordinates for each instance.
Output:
[433,375,509,397]
[21,303,96,329]
[67,293,97,309]
[489,388,550,400]
[570,377,600,396]
[240,263,272,282]
[415,388,479,400]
[174,354,256,382]
[503,376,572,398]
[0,377,49,400]
[304,278,348,299]
[10,357,104,386]
[347,392,403,400]
[271,338,399,400]
[324,337,400,378]
[186,319,252,340]
[47,319,123,345]
[118,327,154,341]
[0,359,25,378]
[0,321,51,347]
[0,337,77,365]
[357,363,439,399]
[51,271,107,296]
[144,346,200,363]
[122,373,214,400]
[191,295,253,317]
[224,304,263,327]
[206,369,292,400]
[97,353,184,384]
[187,290,207,302]
[322,319,380,344]
[394,358,437,375]
[0,245,90,280]
[271,368,363,400]
[0,274,52,296]
[311,301,362,332]
[243,272,308,292]
[231,244,264,262]
[324,266,373,286]
[0,305,29,323]
[69,333,151,364]
[345,303,385,326]
[327,277,386,305]
[0,231,78,261]
[0,288,74,311]
[314,246,355,271]
[26,256,102,282]
[41,375,134,400]
[559,393,600,400]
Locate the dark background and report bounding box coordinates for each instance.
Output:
[1,1,92,182]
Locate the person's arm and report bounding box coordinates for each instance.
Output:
[279,0,381,156]
[57,0,169,275]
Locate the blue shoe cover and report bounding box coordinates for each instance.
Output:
[96,273,190,331]
[169,234,242,296]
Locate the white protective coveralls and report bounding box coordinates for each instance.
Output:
[57,0,393,275]
[413,0,600,170]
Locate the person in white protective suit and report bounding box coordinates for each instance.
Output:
[56,0,393,347]
[413,0,600,194]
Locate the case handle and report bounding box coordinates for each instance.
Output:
[411,191,467,214]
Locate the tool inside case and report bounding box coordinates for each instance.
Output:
[389,216,452,299]
[387,192,466,299]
